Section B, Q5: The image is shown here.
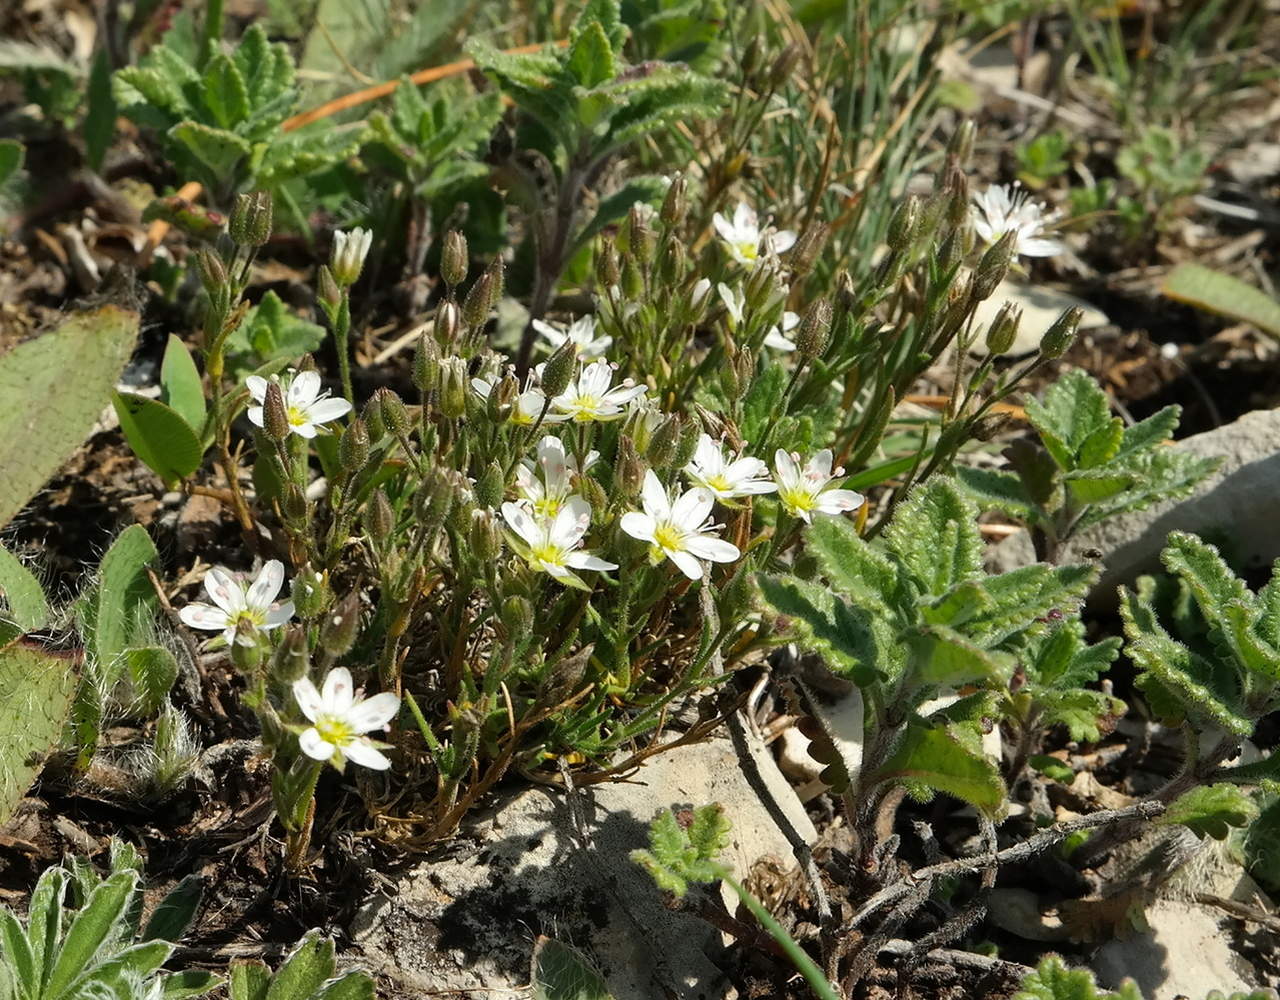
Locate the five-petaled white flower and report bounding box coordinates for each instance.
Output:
[331,227,373,286]
[532,315,612,359]
[970,184,1064,260]
[712,202,797,268]
[620,471,741,580]
[684,434,777,501]
[501,497,617,589]
[515,435,597,518]
[471,372,562,426]
[179,560,295,645]
[293,667,400,771]
[552,359,646,422]
[773,449,864,523]
[247,370,352,439]
[717,283,798,351]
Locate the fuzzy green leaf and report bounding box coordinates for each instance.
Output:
[968,563,1097,647]
[806,515,900,612]
[265,931,336,1000]
[954,465,1035,521]
[882,478,983,596]
[1076,418,1124,469]
[1116,405,1180,458]
[630,805,729,900]
[1030,755,1075,783]
[1037,688,1126,742]
[531,937,614,1000]
[142,875,203,945]
[0,543,48,631]
[202,53,249,128]
[162,970,223,1000]
[168,121,251,181]
[869,723,1005,814]
[0,643,79,826]
[229,961,272,1000]
[314,971,376,1000]
[757,574,887,685]
[1064,469,1135,506]
[567,20,616,89]
[1025,370,1113,468]
[92,524,160,675]
[920,581,992,628]
[908,626,1012,687]
[43,870,138,1000]
[1014,955,1143,1000]
[1159,784,1259,840]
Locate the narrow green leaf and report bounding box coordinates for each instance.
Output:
[0,643,79,826]
[202,53,250,128]
[228,961,272,1000]
[264,931,335,1000]
[43,870,138,1000]
[93,524,159,673]
[0,543,48,630]
[806,515,899,611]
[26,867,67,992]
[85,50,116,172]
[113,392,204,487]
[0,139,23,185]
[313,971,376,1000]
[160,335,206,432]
[161,969,223,999]
[142,874,203,944]
[0,909,36,996]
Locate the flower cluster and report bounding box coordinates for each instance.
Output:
[970,183,1064,260]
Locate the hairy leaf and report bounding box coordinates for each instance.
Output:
[1159,784,1259,840]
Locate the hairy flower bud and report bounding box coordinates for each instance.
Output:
[316,265,341,313]
[436,299,461,347]
[795,299,833,361]
[887,195,922,253]
[484,257,505,310]
[488,372,519,423]
[461,272,493,329]
[647,414,682,468]
[948,120,977,165]
[331,227,372,287]
[1040,306,1082,360]
[262,381,290,442]
[366,488,395,544]
[972,231,1016,302]
[539,341,578,399]
[291,565,331,621]
[627,203,654,265]
[788,223,828,279]
[271,625,310,685]
[195,247,227,294]
[620,253,645,299]
[283,483,308,523]
[615,435,645,499]
[578,473,608,515]
[501,595,534,641]
[660,174,687,226]
[674,418,702,469]
[376,388,410,438]
[768,42,802,90]
[361,393,385,440]
[439,357,468,419]
[441,230,468,288]
[596,242,620,290]
[469,509,501,565]
[339,418,370,473]
[657,235,685,287]
[319,592,361,658]
[944,163,970,231]
[414,330,440,396]
[984,302,1021,356]
[230,191,272,247]
[417,472,456,533]
[474,461,504,509]
[230,620,264,673]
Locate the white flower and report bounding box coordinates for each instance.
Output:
[552,359,646,423]
[246,370,352,439]
[970,184,1064,259]
[620,471,741,580]
[764,311,799,351]
[712,202,797,268]
[501,497,617,589]
[292,667,400,771]
[515,435,598,517]
[532,315,612,358]
[684,434,776,500]
[718,282,746,327]
[178,560,294,645]
[690,277,713,312]
[331,227,373,285]
[717,283,798,350]
[773,449,864,523]
[471,373,563,426]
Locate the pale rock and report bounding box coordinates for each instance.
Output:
[970,280,1110,358]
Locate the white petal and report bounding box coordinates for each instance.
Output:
[245,376,269,402]
[298,728,336,761]
[733,202,757,233]
[247,406,266,427]
[291,421,319,439]
[773,449,799,486]
[247,560,285,610]
[671,487,714,530]
[321,667,355,714]
[293,678,324,722]
[342,738,392,770]
[178,603,231,631]
[816,489,864,514]
[264,602,295,627]
[347,692,401,732]
[289,370,322,406]
[668,549,705,581]
[768,230,797,254]
[501,502,543,547]
[567,552,617,571]
[684,534,740,563]
[640,470,670,519]
[205,567,246,614]
[712,213,735,243]
[306,397,353,424]
[620,511,656,542]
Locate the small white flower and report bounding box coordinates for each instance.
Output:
[501,497,617,589]
[552,359,646,423]
[773,449,864,523]
[764,311,800,351]
[292,667,400,771]
[331,227,373,285]
[179,560,294,645]
[515,435,598,518]
[712,202,797,268]
[470,373,563,426]
[532,315,612,358]
[684,434,776,500]
[246,370,352,439]
[717,283,797,350]
[718,283,746,327]
[690,277,713,311]
[620,471,741,580]
[970,184,1064,259]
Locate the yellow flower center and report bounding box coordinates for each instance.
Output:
[315,714,354,747]
[706,474,733,493]
[532,496,562,518]
[530,543,566,568]
[736,241,759,262]
[231,608,266,629]
[286,405,309,427]
[780,487,816,513]
[653,522,685,551]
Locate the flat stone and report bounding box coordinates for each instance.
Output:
[971,281,1110,358]
[990,408,1280,603]
[352,732,814,1000]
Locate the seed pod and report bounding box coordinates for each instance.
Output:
[376,388,410,438]
[469,509,501,565]
[461,272,493,329]
[361,393,386,440]
[319,592,361,658]
[230,621,264,673]
[627,203,654,265]
[647,414,682,468]
[413,330,440,395]
[620,252,645,299]
[596,242,620,290]
[615,435,645,499]
[195,248,228,294]
[441,230,468,288]
[795,299,833,361]
[768,41,801,90]
[283,483,308,523]
[944,162,970,230]
[316,265,341,312]
[438,357,468,419]
[984,302,1021,356]
[660,174,687,227]
[1040,306,1082,360]
[230,191,272,247]
[291,565,331,620]
[788,223,828,278]
[887,195,921,253]
[474,461,505,509]
[484,256,505,310]
[262,380,290,442]
[436,299,461,347]
[540,340,578,399]
[972,232,1016,302]
[367,488,395,544]
[339,418,370,473]
[418,472,456,533]
[948,120,977,165]
[673,417,702,469]
[271,625,310,684]
[488,372,519,423]
[657,236,685,287]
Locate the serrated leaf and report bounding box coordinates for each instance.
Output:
[202,53,249,128]
[969,562,1096,647]
[1030,755,1075,782]
[567,20,616,90]
[0,307,138,531]
[1064,469,1134,505]
[1159,783,1258,839]
[869,723,1005,814]
[168,121,251,182]
[806,515,900,611]
[0,543,48,630]
[907,626,1012,687]
[1037,688,1126,742]
[1162,263,1280,339]
[955,465,1035,521]
[1076,418,1123,469]
[882,478,983,596]
[1117,405,1180,458]
[1013,954,1139,1000]
[757,574,887,685]
[920,580,992,627]
[114,392,204,487]
[1025,369,1113,467]
[266,931,336,1000]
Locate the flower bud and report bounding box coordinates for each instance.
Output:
[361,393,386,441]
[469,509,501,565]
[768,42,802,90]
[788,223,827,278]
[674,418,702,469]
[596,242,620,290]
[231,621,264,672]
[439,356,468,419]
[461,271,493,329]
[1040,306,1082,360]
[948,120,977,165]
[261,380,290,442]
[972,231,1016,302]
[339,418,370,473]
[627,203,654,264]
[887,195,921,253]
[488,372,519,423]
[647,413,682,468]
[939,227,966,274]
[414,330,440,396]
[366,488,395,544]
[283,483,308,523]
[441,230,468,288]
[620,253,645,299]
[291,565,331,620]
[474,461,505,509]
[501,595,534,641]
[984,302,1021,356]
[331,227,372,287]
[270,625,310,685]
[577,473,608,514]
[484,256,505,310]
[660,174,686,227]
[417,471,456,533]
[539,341,578,400]
[741,37,762,79]
[944,162,970,230]
[657,235,685,288]
[732,348,755,400]
[795,298,833,361]
[615,435,645,499]
[377,388,410,438]
[230,191,272,247]
[319,592,361,658]
[316,265,341,312]
[195,247,228,294]
[297,353,318,373]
